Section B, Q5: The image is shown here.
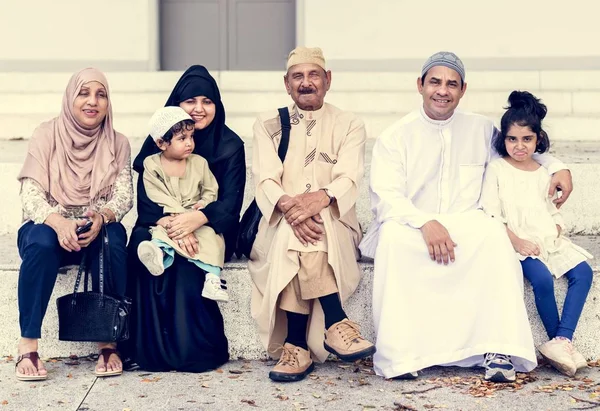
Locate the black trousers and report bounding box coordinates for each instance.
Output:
[17,221,128,339]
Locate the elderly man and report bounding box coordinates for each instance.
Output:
[249,47,375,382]
[361,51,573,382]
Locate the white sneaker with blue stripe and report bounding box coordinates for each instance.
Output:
[483,353,516,383]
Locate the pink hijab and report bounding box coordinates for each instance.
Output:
[18,68,130,207]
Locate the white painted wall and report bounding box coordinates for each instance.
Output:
[0,0,152,63]
[300,0,600,63]
[2,0,598,70]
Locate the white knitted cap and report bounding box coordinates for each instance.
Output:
[148,106,193,141]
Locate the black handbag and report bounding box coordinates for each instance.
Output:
[236,107,291,258]
[57,224,131,342]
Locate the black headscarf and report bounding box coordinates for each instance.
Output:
[133,65,244,172]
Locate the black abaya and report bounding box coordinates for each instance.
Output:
[122,65,246,372]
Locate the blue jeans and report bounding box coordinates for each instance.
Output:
[521,258,593,340]
[17,221,128,339]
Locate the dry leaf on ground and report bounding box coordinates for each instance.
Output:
[241,399,258,407]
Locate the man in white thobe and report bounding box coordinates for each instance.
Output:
[360,51,573,382]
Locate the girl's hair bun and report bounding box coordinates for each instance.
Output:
[507,90,547,120]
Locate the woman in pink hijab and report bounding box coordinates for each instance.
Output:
[15,68,133,381]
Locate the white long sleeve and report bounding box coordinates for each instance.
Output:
[369,129,434,229]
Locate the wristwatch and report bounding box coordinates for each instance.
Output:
[320,188,335,207]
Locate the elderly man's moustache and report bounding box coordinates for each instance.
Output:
[298,88,315,94]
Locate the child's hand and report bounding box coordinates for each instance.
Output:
[512,237,540,257]
[556,224,562,237]
[157,216,173,228]
[192,201,206,210]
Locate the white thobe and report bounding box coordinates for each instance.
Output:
[360,107,566,378]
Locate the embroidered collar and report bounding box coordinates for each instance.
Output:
[296,103,326,121]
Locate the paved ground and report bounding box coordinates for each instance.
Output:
[2,356,600,411]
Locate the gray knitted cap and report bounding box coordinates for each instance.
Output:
[421,51,465,82]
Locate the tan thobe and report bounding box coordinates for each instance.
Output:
[249,103,366,362]
[143,153,225,268]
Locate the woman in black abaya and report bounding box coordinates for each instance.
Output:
[122,65,246,372]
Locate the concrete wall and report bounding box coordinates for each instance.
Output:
[4,0,600,72]
[299,0,600,70]
[0,0,157,71]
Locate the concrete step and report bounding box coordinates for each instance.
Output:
[1,90,592,116]
[1,139,599,235]
[2,137,599,166]
[3,70,600,93]
[3,232,596,276]
[1,255,599,360]
[2,70,600,140]
[3,112,600,141]
[5,232,600,272]
[1,160,599,236]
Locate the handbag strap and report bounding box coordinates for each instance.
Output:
[98,225,106,295]
[72,250,89,295]
[70,223,113,297]
[277,107,291,162]
[83,251,90,293]
[99,223,115,296]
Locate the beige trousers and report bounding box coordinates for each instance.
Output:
[279,251,338,314]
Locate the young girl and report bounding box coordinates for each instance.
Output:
[480,91,593,377]
[138,106,228,302]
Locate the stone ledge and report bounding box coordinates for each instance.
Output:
[1,262,599,362]
[3,113,600,142]
[2,90,593,116]
[1,164,600,236]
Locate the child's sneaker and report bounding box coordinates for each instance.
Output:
[572,347,588,370]
[538,338,577,377]
[202,274,229,302]
[137,241,165,276]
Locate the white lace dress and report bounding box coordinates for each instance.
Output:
[480,158,592,278]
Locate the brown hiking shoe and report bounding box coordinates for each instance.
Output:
[324,319,376,362]
[268,343,314,382]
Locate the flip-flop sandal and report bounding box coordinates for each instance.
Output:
[15,352,48,381]
[94,348,123,377]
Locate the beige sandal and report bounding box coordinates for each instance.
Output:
[15,352,48,381]
[94,348,123,377]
